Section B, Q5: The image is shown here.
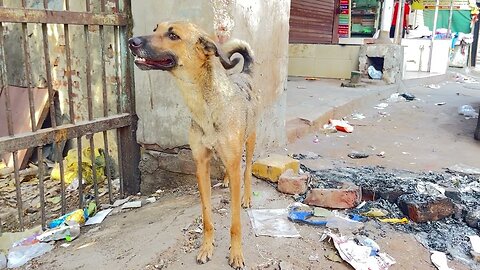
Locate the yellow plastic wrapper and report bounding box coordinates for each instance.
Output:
[65,209,86,225]
[378,217,409,224]
[361,208,388,218]
[50,147,106,184]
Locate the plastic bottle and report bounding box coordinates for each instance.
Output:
[356,236,380,256]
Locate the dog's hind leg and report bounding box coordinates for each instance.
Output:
[190,125,214,264]
[242,131,256,208]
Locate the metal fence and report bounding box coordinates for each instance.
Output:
[0,0,140,232]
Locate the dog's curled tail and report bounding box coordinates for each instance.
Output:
[219,39,254,75]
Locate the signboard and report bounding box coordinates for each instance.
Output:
[412,0,472,10]
[338,0,350,37]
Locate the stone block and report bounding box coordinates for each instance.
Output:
[444,187,462,202]
[304,182,362,209]
[465,208,480,229]
[277,169,308,195]
[139,149,224,193]
[397,194,454,223]
[252,154,299,182]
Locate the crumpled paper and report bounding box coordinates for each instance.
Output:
[323,232,396,270]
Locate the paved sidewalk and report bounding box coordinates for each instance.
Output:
[286,74,448,142]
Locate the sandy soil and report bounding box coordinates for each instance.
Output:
[19,76,480,270]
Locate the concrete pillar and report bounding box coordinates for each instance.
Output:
[375,0,395,43]
[381,0,395,32]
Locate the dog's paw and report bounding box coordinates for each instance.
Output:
[241,195,252,208]
[222,174,229,188]
[196,242,214,264]
[229,248,245,269]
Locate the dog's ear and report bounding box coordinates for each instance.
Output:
[197,36,218,56]
[196,36,240,69]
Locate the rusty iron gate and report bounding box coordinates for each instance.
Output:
[0,0,140,232]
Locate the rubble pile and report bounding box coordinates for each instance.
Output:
[297,164,480,267]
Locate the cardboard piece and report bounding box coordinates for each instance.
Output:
[0,86,49,169]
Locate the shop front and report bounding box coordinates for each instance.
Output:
[287,0,478,80]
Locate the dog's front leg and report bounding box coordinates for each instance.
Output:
[190,125,214,264]
[217,137,245,269]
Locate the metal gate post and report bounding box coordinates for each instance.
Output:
[119,0,141,195]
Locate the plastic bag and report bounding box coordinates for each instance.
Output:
[368,65,382,80]
[458,105,479,118]
[0,252,6,269]
[7,242,54,268]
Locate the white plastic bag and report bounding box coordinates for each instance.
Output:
[7,242,54,268]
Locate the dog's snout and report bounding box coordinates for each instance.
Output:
[128,37,144,48]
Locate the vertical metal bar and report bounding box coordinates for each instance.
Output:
[0,0,3,236]
[64,0,75,124]
[77,138,84,208]
[103,132,113,203]
[99,1,114,202]
[42,24,57,128]
[37,147,46,229]
[89,136,99,206]
[22,24,36,131]
[12,152,24,230]
[56,142,66,214]
[84,26,93,120]
[0,23,13,136]
[100,8,108,117]
[114,26,121,114]
[116,130,124,196]
[20,0,37,132]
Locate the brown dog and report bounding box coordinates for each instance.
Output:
[128,21,258,269]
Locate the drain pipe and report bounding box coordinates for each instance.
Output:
[427,0,440,72]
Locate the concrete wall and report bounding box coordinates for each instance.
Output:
[132,0,291,192]
[288,44,360,79]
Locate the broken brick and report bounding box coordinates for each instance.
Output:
[277,169,308,195]
[252,154,299,182]
[397,194,455,223]
[304,182,361,209]
[361,187,406,203]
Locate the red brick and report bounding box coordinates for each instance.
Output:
[397,194,454,223]
[277,169,308,195]
[304,182,362,209]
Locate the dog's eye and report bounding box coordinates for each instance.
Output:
[153,24,158,32]
[168,32,180,40]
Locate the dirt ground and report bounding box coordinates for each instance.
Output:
[20,73,480,270]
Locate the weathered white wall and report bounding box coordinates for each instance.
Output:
[132,0,291,152]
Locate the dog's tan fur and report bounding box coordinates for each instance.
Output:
[129,21,259,269]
